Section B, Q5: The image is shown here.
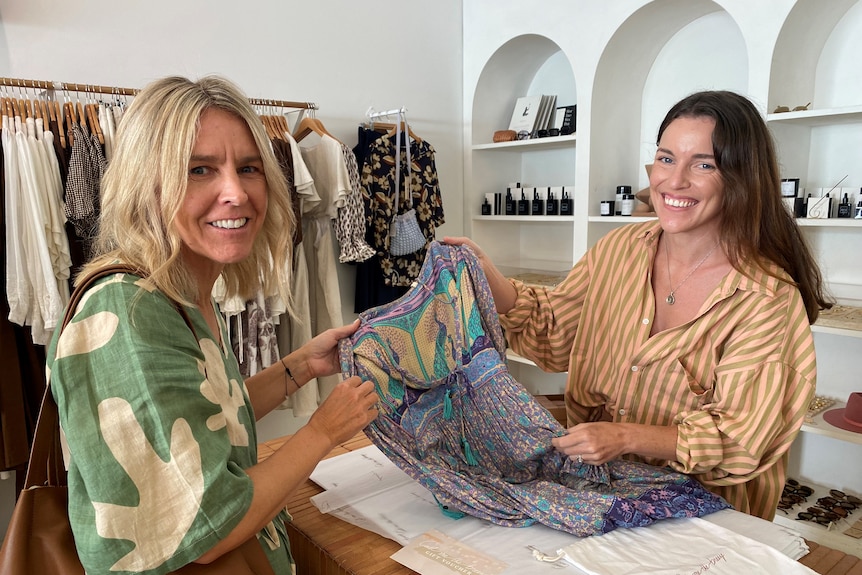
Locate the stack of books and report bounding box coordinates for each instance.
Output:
[507,95,576,139]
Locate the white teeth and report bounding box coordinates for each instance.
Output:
[664,196,697,208]
[211,218,248,229]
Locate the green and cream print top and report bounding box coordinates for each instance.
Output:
[47,272,292,574]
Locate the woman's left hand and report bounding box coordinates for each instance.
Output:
[552,422,628,466]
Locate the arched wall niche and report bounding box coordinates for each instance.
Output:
[471,34,576,144]
[589,0,746,198]
[769,0,858,111]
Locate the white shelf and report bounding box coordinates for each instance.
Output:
[802,400,862,446]
[473,215,575,222]
[766,104,862,127]
[796,219,862,228]
[772,478,862,556]
[506,349,537,367]
[472,134,577,151]
[812,324,862,338]
[588,215,656,223]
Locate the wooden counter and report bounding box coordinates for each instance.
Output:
[260,433,862,575]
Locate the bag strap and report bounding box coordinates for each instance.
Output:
[391,112,412,222]
[24,264,192,490]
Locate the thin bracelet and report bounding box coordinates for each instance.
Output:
[280,357,298,398]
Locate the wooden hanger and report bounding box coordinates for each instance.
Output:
[87,103,104,144]
[373,120,422,143]
[294,116,340,144]
[275,114,290,137]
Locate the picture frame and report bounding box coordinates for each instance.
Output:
[780,178,800,198]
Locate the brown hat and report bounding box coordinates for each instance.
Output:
[823,392,862,434]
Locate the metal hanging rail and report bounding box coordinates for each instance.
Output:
[0,76,315,109]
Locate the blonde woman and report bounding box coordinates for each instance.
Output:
[48,76,378,573]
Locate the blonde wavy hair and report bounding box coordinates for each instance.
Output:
[80,75,294,310]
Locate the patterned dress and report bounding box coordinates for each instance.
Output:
[47,272,292,574]
[339,242,730,537]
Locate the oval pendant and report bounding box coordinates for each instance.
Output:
[666,294,675,305]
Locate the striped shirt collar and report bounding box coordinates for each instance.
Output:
[636,220,792,304]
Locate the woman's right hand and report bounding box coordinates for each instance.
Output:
[443,236,517,314]
[306,376,378,445]
[443,236,489,267]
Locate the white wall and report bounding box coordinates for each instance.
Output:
[0,0,464,538]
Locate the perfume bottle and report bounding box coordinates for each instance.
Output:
[620,191,635,216]
[545,187,559,215]
[615,185,630,216]
[481,197,492,215]
[559,189,573,215]
[531,189,545,215]
[517,189,530,215]
[505,188,516,215]
[837,193,852,218]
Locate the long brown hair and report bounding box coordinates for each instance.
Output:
[656,90,831,322]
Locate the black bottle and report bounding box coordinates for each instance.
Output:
[837,193,852,218]
[559,188,573,215]
[796,193,812,218]
[531,189,545,215]
[505,188,516,215]
[481,197,492,215]
[517,189,530,215]
[545,187,559,215]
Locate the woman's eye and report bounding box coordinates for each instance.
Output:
[189,166,209,176]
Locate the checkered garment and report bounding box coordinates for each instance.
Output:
[339,241,730,537]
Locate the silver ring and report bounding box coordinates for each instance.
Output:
[576,454,583,464]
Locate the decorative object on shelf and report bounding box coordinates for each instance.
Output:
[505,188,516,215]
[781,178,800,198]
[545,187,559,215]
[507,94,556,138]
[620,189,635,216]
[815,304,862,331]
[517,189,530,215]
[807,395,837,418]
[837,193,853,218]
[493,129,517,143]
[615,185,630,216]
[507,271,568,288]
[822,392,862,434]
[559,188,573,216]
[772,103,811,113]
[807,174,849,219]
[600,200,614,216]
[531,189,545,215]
[556,105,576,135]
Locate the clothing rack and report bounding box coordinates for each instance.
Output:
[366,106,407,120]
[0,76,316,110]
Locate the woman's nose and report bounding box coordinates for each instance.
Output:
[220,172,248,206]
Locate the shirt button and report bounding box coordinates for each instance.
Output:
[619,409,626,416]
[642,318,649,325]
[631,365,638,372]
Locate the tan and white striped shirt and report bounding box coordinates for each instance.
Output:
[500,220,815,520]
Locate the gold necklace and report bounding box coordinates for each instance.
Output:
[664,240,718,305]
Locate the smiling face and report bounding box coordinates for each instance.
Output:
[175,107,268,287]
[649,116,724,240]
